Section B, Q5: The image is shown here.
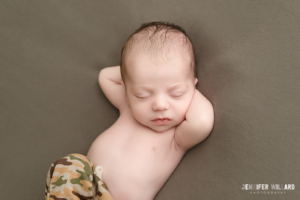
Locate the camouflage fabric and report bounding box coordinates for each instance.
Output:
[45,153,114,200]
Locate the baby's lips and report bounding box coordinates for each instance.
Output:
[152,118,171,121]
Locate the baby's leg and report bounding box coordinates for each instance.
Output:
[45,153,114,200]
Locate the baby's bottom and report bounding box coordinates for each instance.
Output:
[45,153,114,200]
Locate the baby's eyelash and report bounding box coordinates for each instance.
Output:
[135,93,185,99]
[136,96,149,98]
[171,94,184,97]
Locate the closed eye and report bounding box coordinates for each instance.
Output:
[136,96,150,99]
[171,94,184,97]
[135,93,185,98]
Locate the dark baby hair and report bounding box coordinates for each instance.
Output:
[120,21,197,84]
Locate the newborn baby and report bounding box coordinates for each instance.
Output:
[87,22,214,199]
[45,21,214,200]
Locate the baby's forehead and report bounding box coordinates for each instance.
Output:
[127,64,192,85]
[127,62,190,79]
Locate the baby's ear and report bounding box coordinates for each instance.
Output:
[121,80,127,96]
[194,78,198,86]
[121,80,125,89]
[121,80,129,104]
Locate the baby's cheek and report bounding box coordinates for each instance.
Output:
[132,105,147,119]
[174,101,190,118]
[134,103,147,111]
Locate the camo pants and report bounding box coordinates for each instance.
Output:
[45,153,114,200]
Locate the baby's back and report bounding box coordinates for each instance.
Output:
[87,103,186,200]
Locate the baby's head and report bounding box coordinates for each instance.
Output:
[120,21,198,133]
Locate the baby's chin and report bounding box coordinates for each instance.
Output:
[146,121,182,133]
[149,125,174,133]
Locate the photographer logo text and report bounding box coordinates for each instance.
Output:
[242,184,295,195]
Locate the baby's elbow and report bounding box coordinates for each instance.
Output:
[204,102,214,134]
[205,111,214,135]
[205,118,214,138]
[196,110,214,140]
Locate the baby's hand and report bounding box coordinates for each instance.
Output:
[98,66,126,110]
[174,89,214,151]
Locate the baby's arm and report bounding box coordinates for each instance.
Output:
[174,89,214,151]
[98,66,126,110]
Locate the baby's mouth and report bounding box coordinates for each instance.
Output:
[152,118,171,125]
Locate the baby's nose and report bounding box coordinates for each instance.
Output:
[152,97,169,111]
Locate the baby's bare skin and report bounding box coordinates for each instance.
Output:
[87,50,214,200]
[87,100,185,200]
